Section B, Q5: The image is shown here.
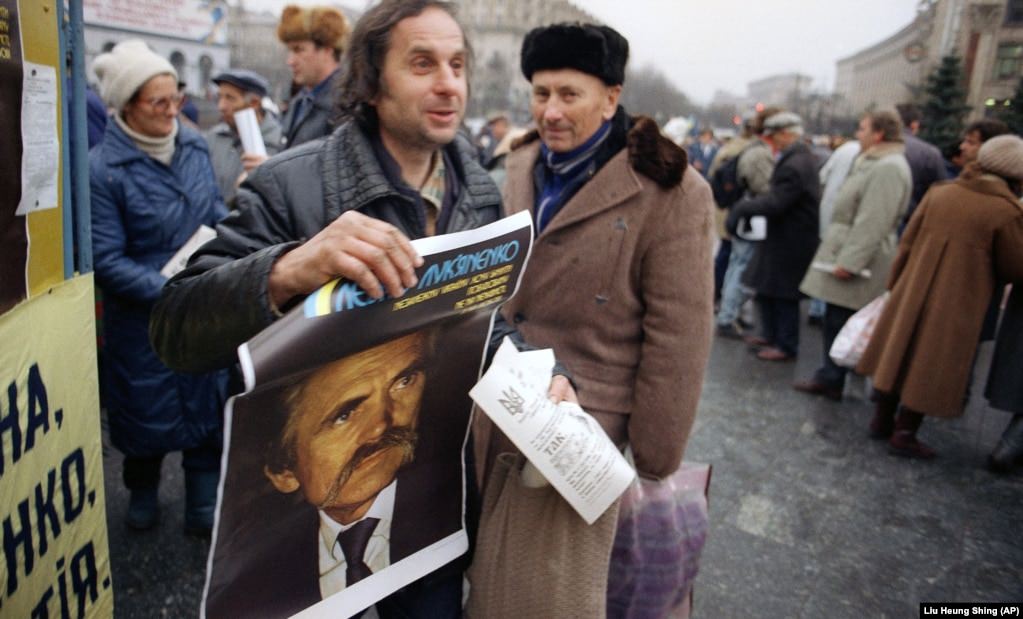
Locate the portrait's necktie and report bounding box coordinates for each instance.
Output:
[337,517,380,587]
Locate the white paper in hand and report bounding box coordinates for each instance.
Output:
[234,108,267,157]
[470,338,635,524]
[161,225,217,278]
[736,215,767,241]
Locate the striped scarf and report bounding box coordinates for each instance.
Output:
[535,120,612,234]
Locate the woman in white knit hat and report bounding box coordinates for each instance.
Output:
[90,39,228,534]
[857,134,1023,459]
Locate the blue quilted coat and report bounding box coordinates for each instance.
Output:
[90,120,228,457]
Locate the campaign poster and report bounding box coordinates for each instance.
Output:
[203,213,534,618]
[0,274,113,617]
[0,0,26,316]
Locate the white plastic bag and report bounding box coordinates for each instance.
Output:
[829,292,888,368]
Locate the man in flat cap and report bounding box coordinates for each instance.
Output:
[725,111,821,362]
[205,69,281,203]
[483,22,715,484]
[277,4,351,149]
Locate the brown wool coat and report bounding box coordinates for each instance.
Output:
[483,118,716,480]
[857,174,1023,417]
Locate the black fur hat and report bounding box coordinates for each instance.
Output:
[520,23,629,86]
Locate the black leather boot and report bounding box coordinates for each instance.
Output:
[126,486,160,530]
[988,414,1023,473]
[184,469,220,537]
[869,390,899,439]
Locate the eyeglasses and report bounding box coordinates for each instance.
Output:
[142,93,185,112]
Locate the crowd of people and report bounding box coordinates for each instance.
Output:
[700,103,1023,467]
[78,0,1022,616]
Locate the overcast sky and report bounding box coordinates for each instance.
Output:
[240,0,921,104]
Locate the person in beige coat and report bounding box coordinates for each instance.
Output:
[482,24,715,482]
[794,110,911,401]
[857,135,1023,458]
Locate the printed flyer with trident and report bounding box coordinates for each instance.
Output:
[470,339,635,524]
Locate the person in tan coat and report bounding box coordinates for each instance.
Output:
[480,23,715,482]
[857,134,1023,458]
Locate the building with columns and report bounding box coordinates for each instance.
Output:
[747,73,814,110]
[82,0,231,99]
[220,0,594,120]
[834,0,1023,120]
[452,0,599,120]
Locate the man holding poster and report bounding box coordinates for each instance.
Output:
[150,1,572,616]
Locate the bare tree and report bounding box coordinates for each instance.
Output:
[620,65,697,123]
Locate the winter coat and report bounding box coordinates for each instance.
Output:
[986,285,1023,414]
[687,141,718,177]
[708,135,753,239]
[818,141,861,235]
[204,114,282,204]
[150,120,502,373]
[492,113,716,479]
[857,174,1023,417]
[737,140,774,198]
[729,141,820,299]
[900,130,949,231]
[279,70,340,150]
[799,143,911,311]
[90,119,228,458]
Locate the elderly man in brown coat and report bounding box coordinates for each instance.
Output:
[857,135,1023,459]
[481,22,715,481]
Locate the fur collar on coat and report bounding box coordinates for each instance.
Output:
[512,108,689,189]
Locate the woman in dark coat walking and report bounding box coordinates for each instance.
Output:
[857,135,1023,459]
[726,112,820,361]
[986,285,1023,472]
[91,40,228,533]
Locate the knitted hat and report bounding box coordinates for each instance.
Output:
[763,111,803,135]
[520,22,629,86]
[277,5,351,51]
[978,134,1023,180]
[92,39,177,112]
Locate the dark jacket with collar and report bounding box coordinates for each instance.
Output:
[151,120,502,373]
[728,141,821,299]
[280,70,341,150]
[90,119,228,457]
[900,130,948,231]
[204,114,282,204]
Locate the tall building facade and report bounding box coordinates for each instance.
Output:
[83,0,230,98]
[452,0,598,120]
[834,0,1023,120]
[747,73,814,110]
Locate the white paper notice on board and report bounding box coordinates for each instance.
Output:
[470,338,635,524]
[16,62,60,216]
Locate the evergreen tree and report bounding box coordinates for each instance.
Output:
[919,55,971,147]
[998,77,1023,135]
